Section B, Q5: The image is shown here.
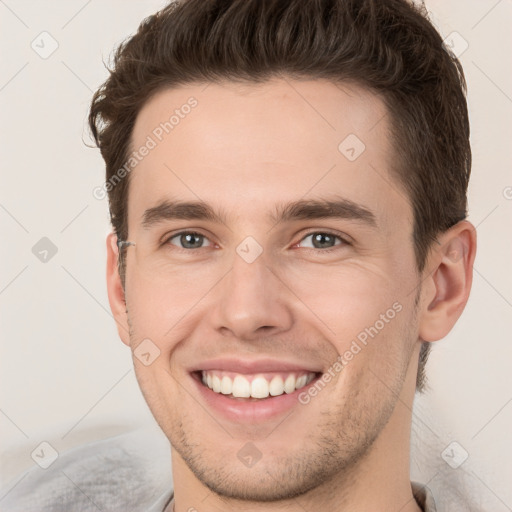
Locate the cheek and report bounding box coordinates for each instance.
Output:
[124,266,216,347]
[284,261,418,389]
[285,262,406,341]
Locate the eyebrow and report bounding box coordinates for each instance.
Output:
[141,196,377,229]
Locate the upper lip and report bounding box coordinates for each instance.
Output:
[190,358,322,374]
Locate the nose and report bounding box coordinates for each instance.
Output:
[210,249,294,341]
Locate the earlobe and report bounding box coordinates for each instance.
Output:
[418,221,477,342]
[106,232,131,346]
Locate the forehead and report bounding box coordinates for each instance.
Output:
[128,78,411,232]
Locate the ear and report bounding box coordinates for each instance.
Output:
[106,232,131,346]
[418,220,477,342]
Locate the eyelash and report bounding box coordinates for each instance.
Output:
[162,230,351,254]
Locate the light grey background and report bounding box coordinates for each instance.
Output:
[1,0,511,509]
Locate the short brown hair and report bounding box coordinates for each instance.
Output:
[88,0,471,393]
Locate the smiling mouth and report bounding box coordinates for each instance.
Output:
[193,370,320,400]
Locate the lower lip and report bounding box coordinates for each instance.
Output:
[191,372,320,423]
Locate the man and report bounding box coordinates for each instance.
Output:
[3,0,476,510]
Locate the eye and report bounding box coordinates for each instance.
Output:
[165,231,213,250]
[296,231,348,251]
[162,230,349,252]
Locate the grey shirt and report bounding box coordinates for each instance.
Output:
[1,429,436,511]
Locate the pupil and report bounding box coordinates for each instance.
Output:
[313,233,334,249]
[182,233,202,248]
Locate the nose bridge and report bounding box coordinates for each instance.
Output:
[211,243,293,339]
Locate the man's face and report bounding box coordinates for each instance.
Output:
[120,79,424,500]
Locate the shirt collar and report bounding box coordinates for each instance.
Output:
[412,480,437,511]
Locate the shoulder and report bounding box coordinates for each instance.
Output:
[0,428,173,512]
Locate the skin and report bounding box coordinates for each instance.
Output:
[106,78,476,512]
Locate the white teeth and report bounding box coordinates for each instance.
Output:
[212,375,221,393]
[232,375,251,398]
[269,376,284,396]
[201,371,317,399]
[220,376,232,394]
[295,375,307,389]
[284,374,296,394]
[251,376,269,398]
